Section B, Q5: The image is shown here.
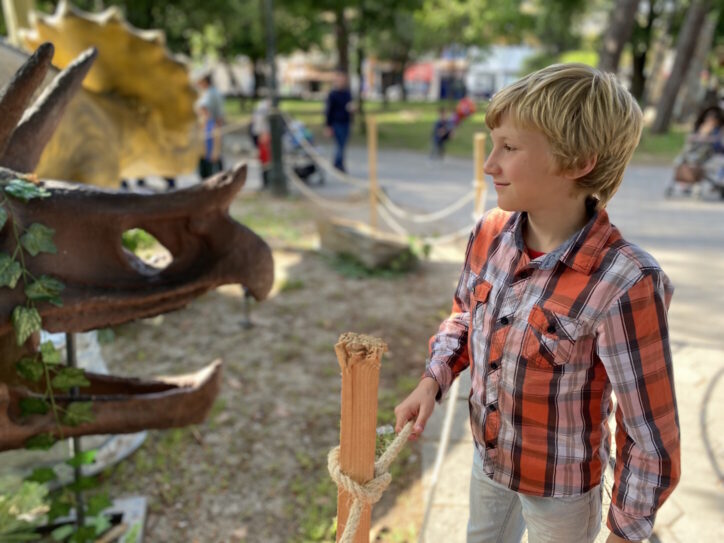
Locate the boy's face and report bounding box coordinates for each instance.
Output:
[484,115,577,214]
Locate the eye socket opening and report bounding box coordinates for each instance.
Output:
[121,228,172,273]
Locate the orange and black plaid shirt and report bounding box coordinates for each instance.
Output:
[425,208,680,541]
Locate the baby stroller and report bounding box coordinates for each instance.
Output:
[666,106,724,199]
[666,140,724,199]
[284,119,325,185]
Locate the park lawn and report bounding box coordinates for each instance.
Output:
[227,98,686,163]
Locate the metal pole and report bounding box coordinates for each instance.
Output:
[65,332,85,528]
[264,0,287,195]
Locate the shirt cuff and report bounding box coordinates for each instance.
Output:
[607,502,656,541]
[423,362,453,403]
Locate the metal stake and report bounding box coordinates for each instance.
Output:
[65,332,85,528]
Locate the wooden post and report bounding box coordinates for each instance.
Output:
[473,133,487,217]
[367,116,378,229]
[334,332,388,543]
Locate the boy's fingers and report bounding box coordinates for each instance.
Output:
[412,402,433,438]
[394,406,414,434]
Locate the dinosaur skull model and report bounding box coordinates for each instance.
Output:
[0,42,274,451]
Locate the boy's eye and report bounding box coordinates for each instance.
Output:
[503,144,515,151]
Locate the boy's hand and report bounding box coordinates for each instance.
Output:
[394,377,439,440]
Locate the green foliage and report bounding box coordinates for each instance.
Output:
[26,276,65,307]
[20,397,50,416]
[62,402,94,426]
[11,306,42,346]
[16,358,44,382]
[20,224,57,257]
[121,228,158,253]
[4,179,51,203]
[0,253,23,288]
[51,368,91,392]
[24,433,56,451]
[0,476,48,541]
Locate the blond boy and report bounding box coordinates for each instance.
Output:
[395,64,680,542]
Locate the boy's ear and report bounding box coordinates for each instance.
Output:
[564,155,597,180]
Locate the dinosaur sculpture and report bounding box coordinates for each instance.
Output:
[0,0,200,187]
[0,42,274,452]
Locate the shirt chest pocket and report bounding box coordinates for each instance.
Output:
[522,305,581,370]
[469,280,492,323]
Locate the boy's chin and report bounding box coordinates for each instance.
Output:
[495,198,525,213]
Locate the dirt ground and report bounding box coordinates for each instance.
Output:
[96,191,468,542]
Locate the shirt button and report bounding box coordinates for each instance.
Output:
[546,324,556,334]
[488,404,497,412]
[500,316,509,325]
[490,361,499,370]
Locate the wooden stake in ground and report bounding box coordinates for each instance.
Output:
[334,332,388,543]
[473,133,487,217]
[367,116,379,230]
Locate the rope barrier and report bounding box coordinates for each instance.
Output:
[328,421,414,543]
[285,166,367,208]
[281,113,480,222]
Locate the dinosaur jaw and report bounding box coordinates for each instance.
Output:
[0,360,222,452]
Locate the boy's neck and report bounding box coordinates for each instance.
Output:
[524,199,590,254]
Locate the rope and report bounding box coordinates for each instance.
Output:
[285,166,367,208]
[376,188,475,223]
[377,200,477,246]
[328,421,414,543]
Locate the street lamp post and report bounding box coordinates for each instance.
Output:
[264,0,287,195]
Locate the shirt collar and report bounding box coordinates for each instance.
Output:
[502,208,613,275]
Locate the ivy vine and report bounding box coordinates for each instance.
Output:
[0,178,92,449]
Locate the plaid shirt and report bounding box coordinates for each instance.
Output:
[425,208,680,541]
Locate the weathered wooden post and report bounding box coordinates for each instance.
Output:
[473,133,487,217]
[333,332,387,543]
[367,116,379,230]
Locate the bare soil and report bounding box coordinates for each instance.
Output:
[97,191,467,543]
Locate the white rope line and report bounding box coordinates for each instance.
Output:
[285,166,366,208]
[282,113,483,223]
[376,188,475,223]
[328,421,414,543]
[377,200,476,245]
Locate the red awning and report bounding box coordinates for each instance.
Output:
[404,63,434,83]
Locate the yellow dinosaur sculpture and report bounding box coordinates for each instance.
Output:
[2,0,201,186]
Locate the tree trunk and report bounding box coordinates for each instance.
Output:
[651,0,712,134]
[598,0,641,73]
[356,43,366,133]
[252,58,266,99]
[675,12,718,122]
[629,0,656,101]
[334,5,349,73]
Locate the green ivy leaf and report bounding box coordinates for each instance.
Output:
[26,275,65,307]
[0,206,7,232]
[62,402,94,427]
[19,397,49,416]
[67,475,97,493]
[51,368,90,392]
[66,448,97,468]
[47,500,72,522]
[89,513,112,536]
[0,253,22,289]
[26,466,58,484]
[68,524,97,542]
[11,306,41,346]
[16,357,44,382]
[4,178,51,202]
[50,524,74,541]
[40,340,62,365]
[86,494,112,517]
[20,223,56,257]
[25,433,56,450]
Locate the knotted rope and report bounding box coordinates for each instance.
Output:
[327,421,414,543]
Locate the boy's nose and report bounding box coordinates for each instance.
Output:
[483,155,499,176]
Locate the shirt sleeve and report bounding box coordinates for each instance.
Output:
[424,229,476,401]
[595,270,681,540]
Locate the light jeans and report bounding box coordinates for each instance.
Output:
[467,452,602,543]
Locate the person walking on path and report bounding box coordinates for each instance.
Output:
[325,71,353,172]
[394,64,680,543]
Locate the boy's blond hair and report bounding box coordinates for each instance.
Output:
[485,63,642,208]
